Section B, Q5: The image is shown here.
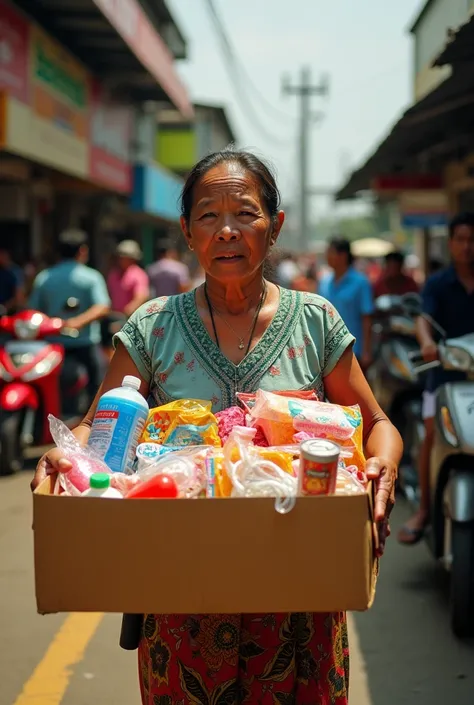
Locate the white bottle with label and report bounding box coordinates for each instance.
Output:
[88,375,149,474]
[82,473,123,498]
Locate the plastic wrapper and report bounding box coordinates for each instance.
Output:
[135,442,182,472]
[136,446,211,499]
[48,415,112,496]
[141,399,221,447]
[335,467,366,495]
[222,427,298,507]
[237,389,318,413]
[249,390,366,474]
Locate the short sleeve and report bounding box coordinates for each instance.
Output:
[421,274,439,318]
[113,306,152,383]
[360,277,374,315]
[91,272,111,307]
[321,300,355,376]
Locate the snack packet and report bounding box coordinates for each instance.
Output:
[141,399,221,447]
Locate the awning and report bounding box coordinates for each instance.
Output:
[433,14,474,67]
[336,64,474,200]
[12,0,193,118]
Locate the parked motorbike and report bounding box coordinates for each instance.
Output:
[369,292,424,477]
[0,306,88,476]
[410,331,474,638]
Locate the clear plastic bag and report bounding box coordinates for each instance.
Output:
[48,415,112,496]
[136,445,211,499]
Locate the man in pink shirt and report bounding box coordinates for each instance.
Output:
[107,240,150,316]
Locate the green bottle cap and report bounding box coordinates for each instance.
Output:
[90,473,110,490]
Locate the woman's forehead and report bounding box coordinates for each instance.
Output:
[194,163,260,201]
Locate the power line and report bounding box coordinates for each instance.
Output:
[202,0,294,147]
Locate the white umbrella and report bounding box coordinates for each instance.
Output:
[351,238,395,258]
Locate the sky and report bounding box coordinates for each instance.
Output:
[167,0,423,218]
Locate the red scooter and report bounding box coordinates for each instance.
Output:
[0,309,89,475]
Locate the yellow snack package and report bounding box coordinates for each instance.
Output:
[208,446,296,498]
[141,399,221,448]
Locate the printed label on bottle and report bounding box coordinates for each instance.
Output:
[88,400,147,473]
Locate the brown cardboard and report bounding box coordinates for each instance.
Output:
[34,476,377,615]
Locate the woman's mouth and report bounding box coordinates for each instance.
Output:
[215,254,244,262]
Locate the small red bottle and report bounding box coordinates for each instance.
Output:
[126,473,179,499]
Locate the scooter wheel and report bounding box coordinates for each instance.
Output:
[450,520,474,639]
[0,411,24,476]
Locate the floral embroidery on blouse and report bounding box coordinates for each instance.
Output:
[158,372,168,384]
[269,365,281,376]
[152,326,165,338]
[186,360,196,372]
[146,298,168,315]
[174,351,185,365]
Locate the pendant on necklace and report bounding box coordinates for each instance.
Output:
[238,340,245,350]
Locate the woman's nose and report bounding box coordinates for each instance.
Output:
[217,224,241,241]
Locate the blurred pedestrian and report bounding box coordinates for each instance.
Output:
[29,229,110,402]
[147,240,190,297]
[107,240,150,317]
[373,251,419,298]
[276,251,300,288]
[319,237,374,372]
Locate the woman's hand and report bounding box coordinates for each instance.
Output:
[30,448,72,492]
[366,456,398,557]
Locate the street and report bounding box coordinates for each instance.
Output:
[1,469,473,705]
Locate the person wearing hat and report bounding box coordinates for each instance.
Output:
[29,229,111,402]
[107,240,150,318]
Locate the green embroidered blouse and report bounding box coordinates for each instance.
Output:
[115,288,354,411]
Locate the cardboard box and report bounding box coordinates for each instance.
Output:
[34,476,378,614]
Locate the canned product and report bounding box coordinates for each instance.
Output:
[299,439,340,496]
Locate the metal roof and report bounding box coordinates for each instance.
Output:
[13,0,193,116]
[335,65,474,200]
[433,13,474,67]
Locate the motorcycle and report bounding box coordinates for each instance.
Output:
[410,331,474,638]
[0,307,89,476]
[368,292,424,482]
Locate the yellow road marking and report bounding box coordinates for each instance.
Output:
[12,613,103,705]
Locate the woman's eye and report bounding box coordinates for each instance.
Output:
[200,212,217,219]
[239,210,256,217]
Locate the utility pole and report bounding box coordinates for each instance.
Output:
[282,66,329,251]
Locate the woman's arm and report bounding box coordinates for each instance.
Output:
[324,347,403,553]
[31,343,149,489]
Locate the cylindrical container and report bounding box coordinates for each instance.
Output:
[88,375,149,474]
[299,439,340,496]
[82,473,122,498]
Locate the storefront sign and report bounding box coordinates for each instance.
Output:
[0,0,29,103]
[92,0,193,118]
[373,174,443,192]
[399,190,448,229]
[89,80,133,193]
[131,163,182,221]
[6,26,90,178]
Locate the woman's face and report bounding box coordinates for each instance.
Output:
[181,162,284,282]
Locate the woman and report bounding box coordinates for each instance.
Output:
[32,149,402,704]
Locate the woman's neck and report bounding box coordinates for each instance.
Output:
[203,273,266,315]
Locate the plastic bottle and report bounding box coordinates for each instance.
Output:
[82,473,123,498]
[88,375,149,474]
[126,473,179,499]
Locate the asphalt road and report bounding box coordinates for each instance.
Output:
[1,468,473,705]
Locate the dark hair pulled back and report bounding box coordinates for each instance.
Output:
[180,147,281,226]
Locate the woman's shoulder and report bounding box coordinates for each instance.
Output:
[131,294,185,323]
[300,291,337,315]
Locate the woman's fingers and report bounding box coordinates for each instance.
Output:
[30,449,72,492]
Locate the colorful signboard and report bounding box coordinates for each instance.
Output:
[399,190,448,229]
[131,163,182,221]
[0,0,29,103]
[89,80,132,193]
[92,0,193,118]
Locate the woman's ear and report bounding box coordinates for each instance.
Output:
[270,210,285,246]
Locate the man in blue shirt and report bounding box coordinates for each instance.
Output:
[319,238,374,371]
[398,213,474,544]
[29,230,111,402]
